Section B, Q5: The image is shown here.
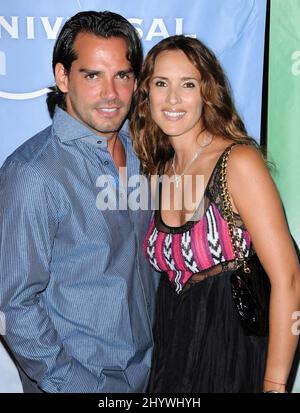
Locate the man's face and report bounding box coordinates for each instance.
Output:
[55,33,136,138]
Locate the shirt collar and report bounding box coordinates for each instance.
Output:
[52,106,131,150]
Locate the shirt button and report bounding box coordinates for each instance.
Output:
[103,160,109,166]
[97,140,102,144]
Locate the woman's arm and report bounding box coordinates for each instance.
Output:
[227,145,300,393]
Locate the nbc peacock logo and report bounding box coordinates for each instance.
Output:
[0,15,61,100]
[0,48,50,99]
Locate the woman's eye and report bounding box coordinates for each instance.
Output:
[155,80,166,87]
[184,82,195,88]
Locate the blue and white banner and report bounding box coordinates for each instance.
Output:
[0,0,266,166]
[0,0,266,392]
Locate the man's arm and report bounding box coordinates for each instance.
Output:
[0,160,100,392]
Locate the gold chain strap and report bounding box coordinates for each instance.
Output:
[220,145,250,274]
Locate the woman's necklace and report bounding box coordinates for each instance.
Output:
[171,133,213,188]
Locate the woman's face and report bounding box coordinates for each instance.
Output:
[149,49,204,139]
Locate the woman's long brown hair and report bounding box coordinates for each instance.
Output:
[129,35,259,177]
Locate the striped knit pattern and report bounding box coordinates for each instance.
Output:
[144,202,251,292]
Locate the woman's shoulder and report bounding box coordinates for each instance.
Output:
[225,142,273,201]
[226,142,266,174]
[207,139,262,172]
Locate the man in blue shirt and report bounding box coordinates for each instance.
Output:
[0,11,158,393]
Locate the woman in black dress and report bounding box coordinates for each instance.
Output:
[130,35,300,393]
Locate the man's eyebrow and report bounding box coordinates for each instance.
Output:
[116,69,134,75]
[79,69,102,74]
[78,68,134,75]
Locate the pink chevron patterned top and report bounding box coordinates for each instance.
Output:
[144,145,253,293]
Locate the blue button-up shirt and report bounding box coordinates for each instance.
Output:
[0,107,158,393]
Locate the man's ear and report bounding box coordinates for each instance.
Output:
[55,63,69,93]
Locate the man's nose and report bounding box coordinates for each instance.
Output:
[100,78,118,100]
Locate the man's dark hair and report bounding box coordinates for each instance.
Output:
[47,11,143,118]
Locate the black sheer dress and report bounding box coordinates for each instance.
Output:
[145,146,268,393]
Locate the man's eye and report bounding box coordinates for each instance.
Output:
[85,73,98,80]
[117,72,130,80]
